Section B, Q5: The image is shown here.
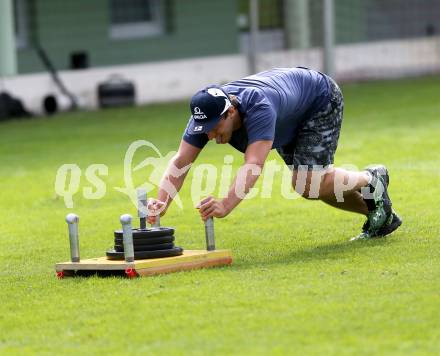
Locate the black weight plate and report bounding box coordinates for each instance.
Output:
[106,247,183,260]
[114,235,175,246]
[114,227,174,239]
[114,242,174,252]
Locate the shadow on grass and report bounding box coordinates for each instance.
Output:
[233,237,397,269]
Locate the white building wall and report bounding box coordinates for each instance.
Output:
[1,36,439,115]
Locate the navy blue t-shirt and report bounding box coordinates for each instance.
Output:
[183,67,330,152]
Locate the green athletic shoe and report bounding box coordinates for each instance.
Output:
[351,165,402,241]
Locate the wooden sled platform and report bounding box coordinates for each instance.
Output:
[55,249,232,278]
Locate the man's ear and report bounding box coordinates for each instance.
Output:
[222,106,232,120]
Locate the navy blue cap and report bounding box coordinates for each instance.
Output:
[187,85,232,135]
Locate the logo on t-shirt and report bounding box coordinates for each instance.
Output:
[192,107,207,120]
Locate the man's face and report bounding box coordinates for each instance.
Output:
[207,109,234,144]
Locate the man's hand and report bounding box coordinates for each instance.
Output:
[147,198,166,224]
[196,196,229,221]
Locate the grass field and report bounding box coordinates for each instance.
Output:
[1,76,439,354]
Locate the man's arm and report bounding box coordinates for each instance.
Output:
[198,140,273,220]
[148,140,201,221]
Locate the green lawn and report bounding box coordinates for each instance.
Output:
[1,76,439,354]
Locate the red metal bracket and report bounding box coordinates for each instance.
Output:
[125,268,138,278]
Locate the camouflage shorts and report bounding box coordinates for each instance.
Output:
[276,77,344,170]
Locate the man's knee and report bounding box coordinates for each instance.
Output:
[292,170,314,199]
[320,171,336,198]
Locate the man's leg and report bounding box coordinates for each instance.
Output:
[279,75,401,239]
[291,166,402,239]
[292,167,370,215]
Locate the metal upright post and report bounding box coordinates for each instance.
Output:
[248,0,259,74]
[65,213,80,262]
[284,0,310,50]
[120,214,134,263]
[323,0,335,77]
[204,217,215,251]
[137,188,147,230]
[152,214,160,228]
[0,0,17,76]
